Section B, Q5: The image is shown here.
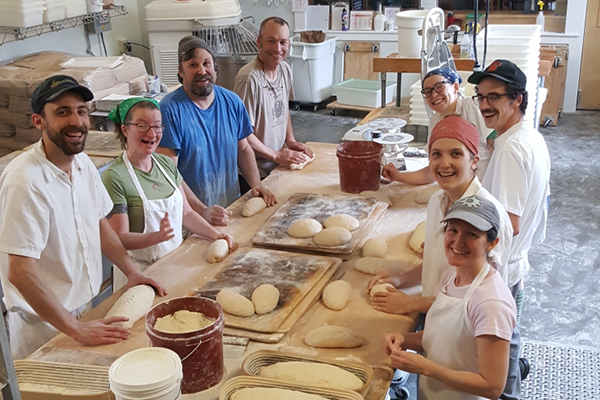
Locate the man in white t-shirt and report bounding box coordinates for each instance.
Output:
[0,75,166,360]
[233,17,313,179]
[469,60,551,400]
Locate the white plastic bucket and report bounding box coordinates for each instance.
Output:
[395,10,429,58]
[109,348,183,400]
[289,35,337,103]
[86,0,102,12]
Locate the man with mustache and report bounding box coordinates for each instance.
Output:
[233,17,313,181]
[0,75,166,360]
[157,36,276,227]
[469,60,551,400]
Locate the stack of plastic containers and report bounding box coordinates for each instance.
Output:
[0,0,46,28]
[44,0,67,22]
[476,24,541,124]
[64,0,87,18]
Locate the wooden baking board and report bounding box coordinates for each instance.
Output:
[252,193,388,260]
[193,248,342,334]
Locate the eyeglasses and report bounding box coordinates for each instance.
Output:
[421,81,450,98]
[125,123,165,133]
[472,93,510,105]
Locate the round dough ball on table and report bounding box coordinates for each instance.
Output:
[258,361,363,390]
[369,283,395,299]
[323,214,360,231]
[313,227,352,247]
[322,280,352,310]
[242,197,267,217]
[231,387,327,400]
[304,325,364,348]
[415,187,439,205]
[287,218,323,238]
[216,289,255,317]
[251,284,280,315]
[362,237,388,258]
[105,284,155,329]
[207,239,229,263]
[409,221,426,254]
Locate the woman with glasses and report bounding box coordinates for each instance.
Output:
[102,98,236,289]
[382,68,492,185]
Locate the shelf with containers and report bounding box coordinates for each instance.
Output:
[0,4,127,46]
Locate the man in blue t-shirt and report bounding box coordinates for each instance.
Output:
[158,36,277,226]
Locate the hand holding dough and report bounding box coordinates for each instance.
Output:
[242,197,267,217]
[304,325,364,348]
[362,237,387,258]
[105,285,155,329]
[409,221,426,254]
[321,280,351,310]
[369,283,395,299]
[290,153,316,170]
[287,218,323,238]
[216,289,255,317]
[207,239,229,263]
[251,284,280,315]
[323,214,360,231]
[313,227,352,247]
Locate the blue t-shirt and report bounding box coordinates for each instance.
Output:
[159,86,253,207]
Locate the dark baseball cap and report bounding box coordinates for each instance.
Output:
[442,195,500,233]
[468,59,527,89]
[178,35,214,64]
[31,75,94,114]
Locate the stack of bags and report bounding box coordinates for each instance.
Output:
[0,52,148,157]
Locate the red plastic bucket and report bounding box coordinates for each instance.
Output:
[146,297,224,394]
[336,141,383,193]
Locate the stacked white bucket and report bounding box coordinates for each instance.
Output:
[45,0,67,22]
[0,0,46,28]
[64,0,87,18]
[476,24,541,125]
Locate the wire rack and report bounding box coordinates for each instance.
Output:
[0,5,127,46]
[194,20,259,56]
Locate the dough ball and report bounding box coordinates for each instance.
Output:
[251,284,280,315]
[232,387,327,400]
[105,284,155,329]
[313,227,352,247]
[207,239,229,263]
[154,310,214,333]
[304,325,364,348]
[242,197,267,217]
[362,237,388,258]
[354,257,412,275]
[216,289,255,317]
[259,361,363,390]
[409,221,426,254]
[290,153,316,170]
[369,283,395,299]
[287,218,323,238]
[415,187,439,204]
[359,190,392,206]
[323,214,360,231]
[321,280,352,310]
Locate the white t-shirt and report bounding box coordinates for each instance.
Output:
[422,177,514,297]
[0,140,113,317]
[437,266,517,341]
[482,121,551,284]
[233,58,294,176]
[428,95,493,181]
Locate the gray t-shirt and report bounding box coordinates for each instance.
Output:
[233,58,294,176]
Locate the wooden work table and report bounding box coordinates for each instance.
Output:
[27,142,432,399]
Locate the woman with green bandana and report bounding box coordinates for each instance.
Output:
[102,98,236,289]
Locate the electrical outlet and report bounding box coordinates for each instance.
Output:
[118,39,129,54]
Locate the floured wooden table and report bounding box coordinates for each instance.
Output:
[28,142,437,400]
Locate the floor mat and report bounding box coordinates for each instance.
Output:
[522,341,600,399]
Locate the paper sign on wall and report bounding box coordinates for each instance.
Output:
[292,0,308,12]
[350,11,373,30]
[384,7,400,30]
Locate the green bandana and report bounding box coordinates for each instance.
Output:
[108,97,160,125]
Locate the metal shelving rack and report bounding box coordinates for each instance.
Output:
[0,5,127,46]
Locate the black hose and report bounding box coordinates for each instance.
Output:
[483,0,490,68]
[472,0,480,71]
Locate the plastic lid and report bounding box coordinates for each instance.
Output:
[109,347,182,392]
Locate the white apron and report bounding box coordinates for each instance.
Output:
[113,153,183,290]
[419,263,491,400]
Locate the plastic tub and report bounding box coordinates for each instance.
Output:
[334,79,396,108]
[289,35,337,103]
[146,296,225,394]
[336,141,383,194]
[44,4,66,23]
[109,347,183,400]
[395,10,429,58]
[0,6,44,27]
